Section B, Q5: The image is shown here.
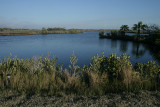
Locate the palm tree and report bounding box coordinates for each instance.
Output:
[120,25,129,35]
[132,21,148,36]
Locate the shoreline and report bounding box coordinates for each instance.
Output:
[99,33,160,47]
[0,29,84,36]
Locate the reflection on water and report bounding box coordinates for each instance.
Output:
[110,40,146,58]
[98,38,108,47]
[110,39,146,58]
[132,43,146,58]
[110,39,159,65]
[120,41,128,53]
[111,40,117,49]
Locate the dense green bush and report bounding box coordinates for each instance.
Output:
[111,30,118,37]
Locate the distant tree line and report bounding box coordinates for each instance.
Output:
[47,27,66,31]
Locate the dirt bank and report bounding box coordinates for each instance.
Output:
[0,91,160,107]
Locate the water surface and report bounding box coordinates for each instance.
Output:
[0,31,159,67]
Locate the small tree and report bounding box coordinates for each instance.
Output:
[41,27,48,34]
[147,24,160,34]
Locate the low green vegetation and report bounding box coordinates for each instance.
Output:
[0,28,41,36]
[0,53,160,96]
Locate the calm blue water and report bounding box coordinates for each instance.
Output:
[0,31,159,67]
[125,33,149,36]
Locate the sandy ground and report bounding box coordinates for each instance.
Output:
[0,91,160,107]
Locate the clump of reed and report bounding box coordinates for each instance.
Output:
[0,53,160,96]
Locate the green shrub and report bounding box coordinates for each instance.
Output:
[134,61,160,79]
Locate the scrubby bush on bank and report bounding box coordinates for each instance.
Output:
[0,53,160,95]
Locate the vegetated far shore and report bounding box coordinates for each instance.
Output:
[0,28,84,36]
[0,27,118,36]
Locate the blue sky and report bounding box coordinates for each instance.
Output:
[0,0,160,29]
